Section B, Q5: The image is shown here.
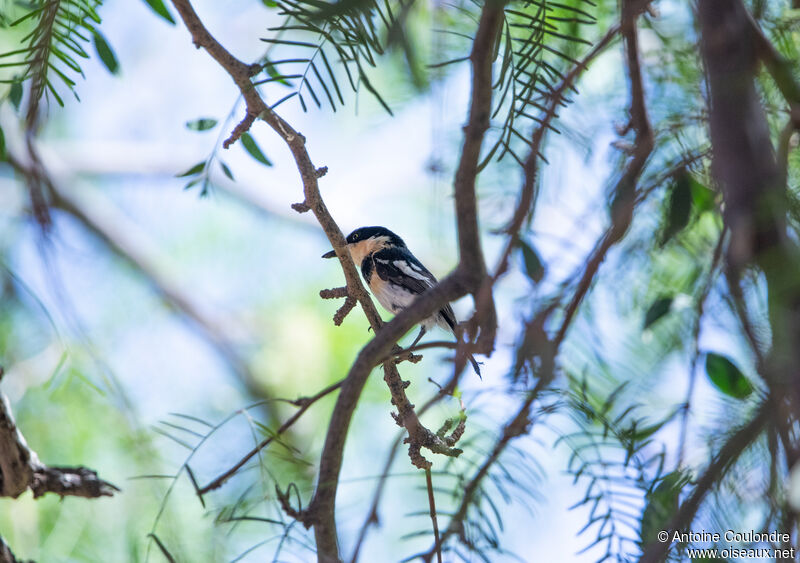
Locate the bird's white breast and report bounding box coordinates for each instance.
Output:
[369,276,444,331]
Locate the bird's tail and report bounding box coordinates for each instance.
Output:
[468,354,482,379]
[441,315,482,378]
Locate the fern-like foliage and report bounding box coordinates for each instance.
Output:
[256,0,595,172]
[1,0,102,121]
[258,0,402,114]
[396,421,546,562]
[483,0,595,169]
[559,375,677,563]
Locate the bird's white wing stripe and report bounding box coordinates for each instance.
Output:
[395,260,433,284]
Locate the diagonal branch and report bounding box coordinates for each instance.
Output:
[1,371,119,501]
[493,22,623,282]
[196,378,344,496]
[166,3,493,560]
[698,0,800,405]
[554,0,653,349]
[417,4,655,557]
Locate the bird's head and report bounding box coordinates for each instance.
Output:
[322,226,406,266]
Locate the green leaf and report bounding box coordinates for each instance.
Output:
[640,470,690,547]
[9,82,22,110]
[262,59,291,87]
[262,0,278,6]
[0,126,5,161]
[176,161,206,177]
[219,161,235,181]
[141,0,176,24]
[659,170,692,245]
[619,410,678,444]
[93,31,119,74]
[689,176,716,214]
[705,353,753,399]
[183,178,202,191]
[185,118,218,132]
[643,296,673,329]
[241,133,272,167]
[518,239,544,283]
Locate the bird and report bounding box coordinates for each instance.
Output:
[322,226,481,376]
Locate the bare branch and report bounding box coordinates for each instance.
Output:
[493,22,622,282]
[29,465,120,499]
[420,378,548,561]
[425,468,442,563]
[452,0,505,353]
[554,0,654,349]
[453,0,503,284]
[197,379,344,496]
[350,371,467,563]
[699,0,800,406]
[1,379,118,501]
[223,111,257,149]
[333,296,357,326]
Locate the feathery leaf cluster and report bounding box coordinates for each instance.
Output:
[0,0,110,122]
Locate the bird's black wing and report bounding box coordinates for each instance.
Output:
[372,247,457,330]
[372,247,436,295]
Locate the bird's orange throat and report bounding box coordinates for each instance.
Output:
[348,236,390,266]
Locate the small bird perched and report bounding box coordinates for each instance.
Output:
[322,226,481,376]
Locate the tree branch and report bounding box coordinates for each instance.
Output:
[554,0,653,349]
[349,370,467,563]
[0,373,118,501]
[416,5,655,556]
[197,379,344,497]
[451,0,506,354]
[699,0,800,405]
[166,3,489,560]
[493,22,623,282]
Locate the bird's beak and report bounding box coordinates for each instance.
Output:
[322,249,337,259]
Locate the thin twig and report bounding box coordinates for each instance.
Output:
[350,370,466,563]
[425,467,442,563]
[493,22,623,281]
[554,0,654,349]
[677,226,727,466]
[420,378,549,562]
[197,379,344,496]
[223,111,257,149]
